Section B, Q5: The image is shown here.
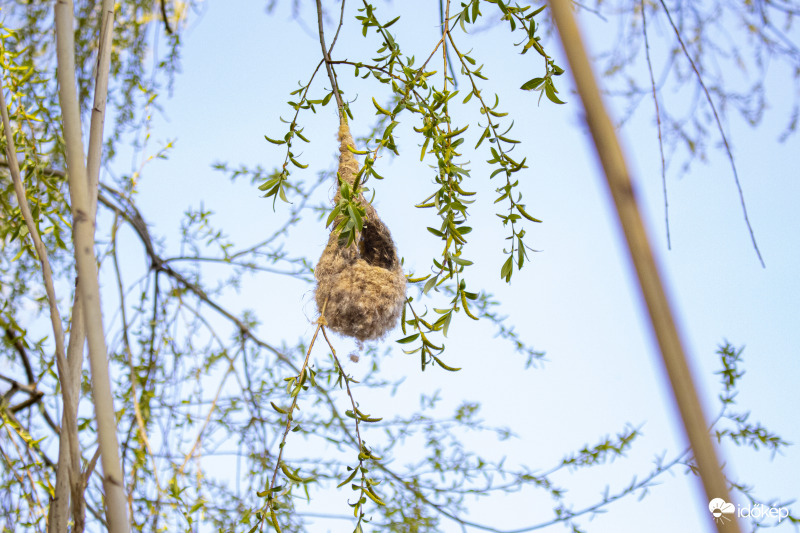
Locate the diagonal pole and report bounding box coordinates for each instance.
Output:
[546,2,741,532]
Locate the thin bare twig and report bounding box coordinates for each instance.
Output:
[177,362,235,475]
[95,185,291,366]
[0,326,61,431]
[0,373,44,402]
[0,334,61,432]
[439,0,458,86]
[315,0,344,113]
[321,327,376,530]
[110,217,163,496]
[327,0,347,57]
[641,0,670,249]
[657,0,764,267]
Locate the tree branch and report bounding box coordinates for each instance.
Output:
[160,0,174,35]
[0,62,84,533]
[315,0,345,113]
[3,327,36,384]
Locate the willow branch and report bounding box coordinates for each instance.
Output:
[3,326,35,383]
[53,1,129,531]
[546,2,741,532]
[0,331,61,432]
[439,0,458,86]
[315,0,344,113]
[0,94,70,393]
[259,307,326,531]
[0,67,82,533]
[96,185,290,364]
[160,0,174,35]
[2,422,47,529]
[110,217,163,498]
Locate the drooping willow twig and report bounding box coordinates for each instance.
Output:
[259,300,328,531]
[110,217,164,500]
[321,327,386,531]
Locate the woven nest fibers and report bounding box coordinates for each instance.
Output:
[314,122,406,342]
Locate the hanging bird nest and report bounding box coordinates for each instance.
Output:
[314,120,406,342]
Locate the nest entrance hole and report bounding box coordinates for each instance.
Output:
[359,221,397,271]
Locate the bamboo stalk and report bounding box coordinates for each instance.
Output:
[53,1,129,532]
[545,2,740,532]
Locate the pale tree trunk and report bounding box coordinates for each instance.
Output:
[546,2,741,532]
[50,1,117,530]
[50,302,87,532]
[53,1,129,532]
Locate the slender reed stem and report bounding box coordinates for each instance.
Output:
[546,2,741,531]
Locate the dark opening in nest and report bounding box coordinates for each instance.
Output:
[360,220,398,271]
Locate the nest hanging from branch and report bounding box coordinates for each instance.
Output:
[314,120,406,342]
